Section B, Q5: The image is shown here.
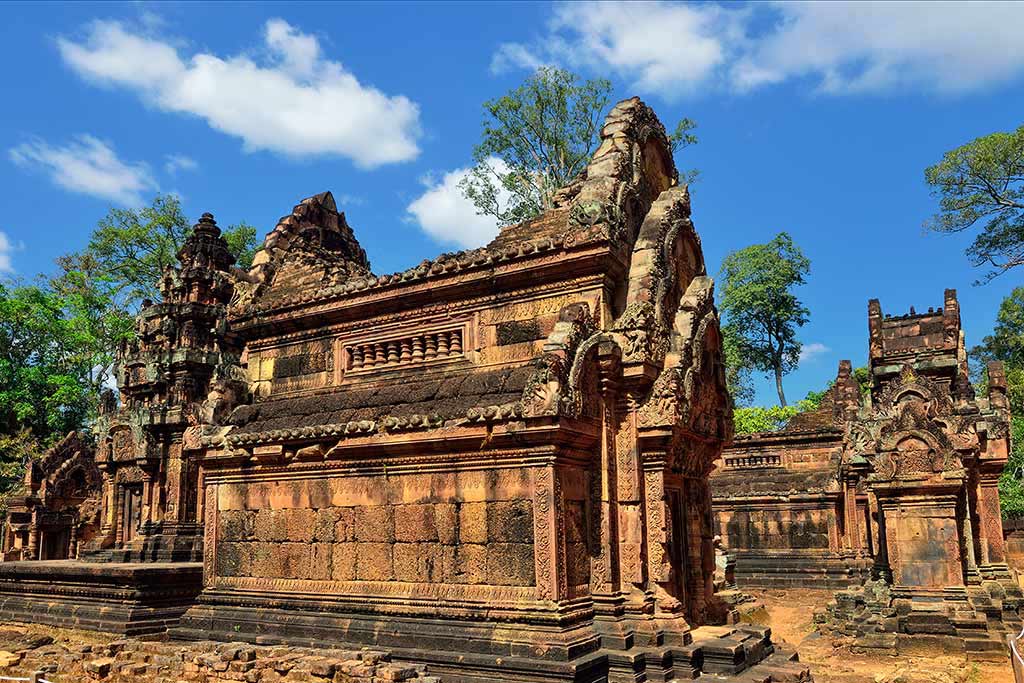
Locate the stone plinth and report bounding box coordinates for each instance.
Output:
[0,560,202,635]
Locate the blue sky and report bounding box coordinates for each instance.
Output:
[1,1,1022,406]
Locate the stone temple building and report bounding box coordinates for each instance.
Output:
[0,99,809,682]
[0,432,101,561]
[710,360,870,589]
[712,291,1022,657]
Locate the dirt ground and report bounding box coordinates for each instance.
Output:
[737,588,1016,683]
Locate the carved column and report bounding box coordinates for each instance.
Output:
[843,475,863,555]
[532,465,561,601]
[141,472,154,527]
[641,453,675,614]
[977,472,1007,567]
[27,511,39,561]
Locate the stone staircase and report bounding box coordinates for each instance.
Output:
[958,581,1024,661]
[688,625,810,681]
[603,624,811,682]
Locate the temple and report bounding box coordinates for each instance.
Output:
[712,290,1022,657]
[0,99,809,682]
[710,360,869,589]
[0,432,101,561]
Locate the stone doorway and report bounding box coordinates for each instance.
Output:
[40,527,70,560]
[121,485,142,544]
[669,488,692,619]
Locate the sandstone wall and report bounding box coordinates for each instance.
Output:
[209,468,588,592]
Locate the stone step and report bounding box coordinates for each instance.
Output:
[689,625,774,675]
[715,650,811,683]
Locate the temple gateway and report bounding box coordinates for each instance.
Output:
[0,99,811,682]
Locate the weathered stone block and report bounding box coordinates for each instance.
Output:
[285,509,316,544]
[219,510,257,541]
[452,544,486,584]
[313,508,340,543]
[310,543,332,581]
[458,503,487,544]
[354,506,394,543]
[486,543,535,586]
[395,504,437,543]
[334,508,356,542]
[255,510,289,543]
[331,543,357,581]
[278,543,312,580]
[434,504,458,545]
[356,543,393,581]
[217,542,242,577]
[487,501,533,543]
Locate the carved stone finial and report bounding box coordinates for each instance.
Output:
[195,212,221,237]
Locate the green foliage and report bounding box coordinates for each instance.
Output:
[0,429,40,507]
[223,222,259,270]
[460,67,699,228]
[719,232,811,407]
[924,124,1024,283]
[723,329,755,407]
[969,287,1024,518]
[84,195,194,304]
[668,117,700,185]
[0,282,95,446]
[1000,417,1024,519]
[971,286,1024,373]
[733,405,801,434]
[732,396,821,436]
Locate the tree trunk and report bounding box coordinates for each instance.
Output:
[774,364,787,407]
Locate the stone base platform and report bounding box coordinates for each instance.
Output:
[733,551,872,590]
[0,560,202,635]
[815,578,1024,662]
[173,594,810,682]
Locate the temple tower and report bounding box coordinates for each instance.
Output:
[90,213,240,561]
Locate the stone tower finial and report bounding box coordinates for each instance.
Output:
[195,212,221,237]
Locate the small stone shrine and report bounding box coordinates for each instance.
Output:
[0,432,101,561]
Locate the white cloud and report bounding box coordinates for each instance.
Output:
[494,2,744,95]
[406,158,511,249]
[497,1,1024,96]
[9,135,157,206]
[799,342,830,363]
[732,2,1024,94]
[0,232,18,273]
[58,19,421,168]
[164,154,197,175]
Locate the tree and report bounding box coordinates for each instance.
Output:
[722,330,755,407]
[0,282,95,447]
[223,222,258,270]
[971,286,1024,372]
[719,232,811,407]
[969,287,1024,518]
[924,124,1024,283]
[460,67,699,228]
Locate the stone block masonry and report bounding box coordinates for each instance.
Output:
[0,625,440,683]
